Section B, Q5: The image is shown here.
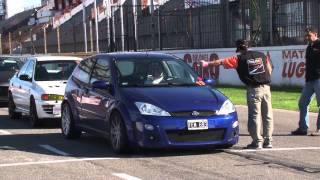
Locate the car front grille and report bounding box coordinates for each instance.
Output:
[42,105,54,114]
[166,129,225,143]
[170,110,217,117]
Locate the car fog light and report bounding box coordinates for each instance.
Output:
[144,124,154,131]
[232,121,239,128]
[149,136,155,140]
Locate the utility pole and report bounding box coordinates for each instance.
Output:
[94,0,99,52]
[82,0,88,53]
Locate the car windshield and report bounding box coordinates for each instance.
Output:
[34,61,77,81]
[0,57,21,71]
[115,58,198,87]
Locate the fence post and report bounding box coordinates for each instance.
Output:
[0,33,2,54]
[269,0,273,45]
[94,0,100,53]
[19,31,22,54]
[83,1,88,53]
[132,0,138,51]
[43,26,47,54]
[90,20,94,53]
[57,26,61,53]
[120,5,125,51]
[150,0,155,50]
[9,32,12,54]
[157,8,162,50]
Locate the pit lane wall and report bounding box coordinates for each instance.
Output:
[155,45,307,86]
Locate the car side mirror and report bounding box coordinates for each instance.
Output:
[92,80,111,90]
[204,78,216,87]
[19,74,32,82]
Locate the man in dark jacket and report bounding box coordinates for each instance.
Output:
[202,39,273,149]
[292,28,320,136]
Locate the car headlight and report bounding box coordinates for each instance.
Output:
[135,102,171,116]
[216,100,235,115]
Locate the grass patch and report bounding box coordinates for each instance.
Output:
[216,85,318,113]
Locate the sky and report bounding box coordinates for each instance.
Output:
[7,0,42,18]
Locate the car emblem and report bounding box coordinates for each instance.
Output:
[191,111,200,116]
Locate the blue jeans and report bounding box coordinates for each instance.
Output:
[299,79,320,131]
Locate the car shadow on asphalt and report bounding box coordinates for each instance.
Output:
[0,115,60,130]
[0,131,225,159]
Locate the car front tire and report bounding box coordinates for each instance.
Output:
[61,103,81,139]
[30,98,41,127]
[8,93,21,120]
[110,112,129,154]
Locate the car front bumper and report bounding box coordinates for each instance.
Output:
[35,99,62,119]
[131,112,239,148]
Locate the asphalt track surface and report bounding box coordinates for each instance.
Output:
[0,105,319,180]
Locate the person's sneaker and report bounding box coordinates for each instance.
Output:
[310,129,320,136]
[291,128,308,135]
[263,141,273,148]
[246,142,262,149]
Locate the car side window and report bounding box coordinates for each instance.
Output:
[90,58,111,84]
[25,60,35,79]
[18,60,30,78]
[72,58,96,84]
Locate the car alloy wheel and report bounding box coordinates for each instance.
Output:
[61,103,81,139]
[61,105,71,135]
[110,112,128,153]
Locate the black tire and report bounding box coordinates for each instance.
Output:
[8,94,21,120]
[109,112,129,154]
[61,103,81,139]
[29,98,41,127]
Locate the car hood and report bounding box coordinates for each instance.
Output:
[35,81,67,95]
[120,86,226,112]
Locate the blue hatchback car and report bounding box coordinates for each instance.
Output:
[61,53,239,153]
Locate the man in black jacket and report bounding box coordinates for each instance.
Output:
[202,40,274,149]
[292,27,320,136]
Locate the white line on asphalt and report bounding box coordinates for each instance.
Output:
[39,145,71,156]
[0,157,120,167]
[0,130,11,135]
[112,173,142,180]
[228,146,320,153]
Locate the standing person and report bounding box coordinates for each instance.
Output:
[202,39,274,149]
[291,28,320,136]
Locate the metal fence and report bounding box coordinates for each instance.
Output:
[108,0,320,52]
[3,0,320,54]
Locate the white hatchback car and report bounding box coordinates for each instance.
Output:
[8,56,82,127]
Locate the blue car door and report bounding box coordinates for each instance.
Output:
[81,58,114,133]
[72,58,96,126]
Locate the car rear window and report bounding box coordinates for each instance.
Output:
[34,61,77,81]
[0,59,20,71]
